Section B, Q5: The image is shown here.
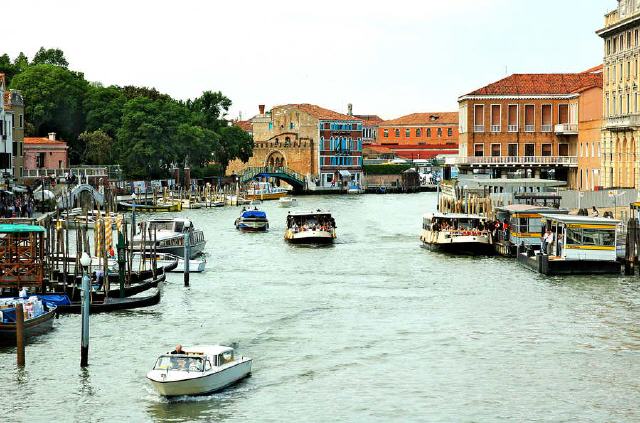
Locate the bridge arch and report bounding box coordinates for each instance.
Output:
[265,150,287,168]
[57,183,105,209]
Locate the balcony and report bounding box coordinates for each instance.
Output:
[448,155,578,167]
[508,125,518,133]
[490,125,501,133]
[604,114,640,130]
[524,124,535,132]
[541,124,553,133]
[474,125,485,133]
[604,9,619,27]
[554,123,578,135]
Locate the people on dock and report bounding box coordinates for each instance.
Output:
[0,191,34,218]
[592,206,599,217]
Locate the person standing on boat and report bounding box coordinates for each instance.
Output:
[592,206,599,217]
[171,344,186,354]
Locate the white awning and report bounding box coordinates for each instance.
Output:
[339,170,351,177]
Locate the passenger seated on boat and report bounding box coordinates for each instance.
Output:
[171,344,186,354]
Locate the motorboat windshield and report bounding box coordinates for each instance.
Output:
[154,355,205,372]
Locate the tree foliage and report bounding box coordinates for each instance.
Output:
[215,125,254,174]
[79,130,114,165]
[31,47,69,68]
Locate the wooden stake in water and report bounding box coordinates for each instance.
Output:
[80,266,91,367]
[184,232,190,287]
[16,303,25,367]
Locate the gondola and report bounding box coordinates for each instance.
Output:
[51,288,162,314]
[0,302,57,345]
[118,201,182,212]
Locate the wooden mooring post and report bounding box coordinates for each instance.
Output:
[16,303,25,367]
[183,232,190,287]
[625,217,637,276]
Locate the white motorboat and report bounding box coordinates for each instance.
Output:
[420,212,493,254]
[132,218,206,258]
[285,210,336,244]
[147,345,252,397]
[278,197,298,208]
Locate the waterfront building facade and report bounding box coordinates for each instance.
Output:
[5,89,25,180]
[227,104,364,188]
[0,74,14,178]
[354,114,384,145]
[454,72,602,188]
[377,113,459,160]
[598,0,640,188]
[24,133,69,171]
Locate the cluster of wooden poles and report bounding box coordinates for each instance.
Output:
[438,195,494,218]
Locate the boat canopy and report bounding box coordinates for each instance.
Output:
[423,212,485,220]
[539,214,620,225]
[495,204,567,214]
[241,210,267,219]
[288,210,332,217]
[0,224,45,233]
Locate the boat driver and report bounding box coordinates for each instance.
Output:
[171,344,186,354]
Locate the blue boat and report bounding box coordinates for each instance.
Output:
[235,209,269,232]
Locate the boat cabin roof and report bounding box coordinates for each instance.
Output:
[171,345,234,357]
[0,224,45,233]
[423,212,485,220]
[288,210,332,217]
[539,214,620,225]
[496,204,568,214]
[148,218,192,226]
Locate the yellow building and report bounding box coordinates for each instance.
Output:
[597,0,640,188]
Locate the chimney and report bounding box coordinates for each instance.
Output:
[48,132,56,141]
[347,103,353,116]
[259,104,265,115]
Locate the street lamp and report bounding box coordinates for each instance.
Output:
[80,252,91,367]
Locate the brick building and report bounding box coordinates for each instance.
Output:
[598,0,640,188]
[5,89,25,180]
[377,112,459,160]
[454,72,602,188]
[354,114,384,145]
[24,133,69,171]
[227,104,364,188]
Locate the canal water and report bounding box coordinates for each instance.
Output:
[2,193,640,422]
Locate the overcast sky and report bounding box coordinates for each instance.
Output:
[6,0,612,120]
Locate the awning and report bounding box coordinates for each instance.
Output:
[339,170,351,177]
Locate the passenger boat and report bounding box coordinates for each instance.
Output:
[0,297,58,345]
[132,252,206,273]
[147,345,252,397]
[493,204,568,256]
[132,218,206,258]
[285,210,336,244]
[420,212,493,254]
[118,201,182,212]
[235,209,269,232]
[245,181,288,201]
[278,197,298,208]
[517,214,621,275]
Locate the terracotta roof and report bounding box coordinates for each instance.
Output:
[364,145,393,154]
[464,73,603,97]
[583,64,603,74]
[275,104,361,121]
[381,112,458,126]
[24,137,68,146]
[234,120,252,132]
[355,115,384,125]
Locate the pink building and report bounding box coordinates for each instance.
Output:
[24,132,69,170]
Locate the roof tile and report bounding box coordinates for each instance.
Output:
[464,73,603,96]
[381,112,458,126]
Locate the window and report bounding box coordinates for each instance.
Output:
[474,105,485,132]
[620,62,623,81]
[558,104,569,124]
[491,144,501,157]
[427,128,431,137]
[559,144,569,156]
[416,128,422,137]
[541,144,552,157]
[582,229,615,247]
[268,122,273,130]
[628,61,632,80]
[383,129,389,137]
[474,144,484,157]
[507,143,518,156]
[437,128,442,137]
[524,105,535,132]
[541,104,552,132]
[614,37,618,53]
[490,104,501,132]
[395,129,400,137]
[628,31,632,49]
[19,114,23,128]
[636,30,639,47]
[508,105,518,132]
[524,144,535,157]
[405,128,410,137]
[324,122,330,130]
[447,128,453,137]
[607,39,611,55]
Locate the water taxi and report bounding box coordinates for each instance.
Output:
[147,345,252,397]
[517,214,621,275]
[132,218,206,258]
[285,210,336,244]
[278,197,298,208]
[493,204,568,256]
[246,181,288,201]
[420,212,493,254]
[235,209,269,232]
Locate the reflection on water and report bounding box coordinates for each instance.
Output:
[1,193,640,421]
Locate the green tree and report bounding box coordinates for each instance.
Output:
[13,52,29,73]
[78,130,114,165]
[121,85,171,102]
[10,64,89,160]
[0,54,18,85]
[84,84,125,138]
[187,90,231,132]
[214,125,254,174]
[31,47,69,68]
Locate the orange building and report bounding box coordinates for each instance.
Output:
[455,72,602,188]
[377,113,459,160]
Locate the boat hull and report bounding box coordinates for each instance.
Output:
[0,306,56,345]
[285,230,335,244]
[236,220,269,232]
[420,230,493,255]
[55,288,162,314]
[148,358,252,397]
[118,202,182,212]
[246,192,287,201]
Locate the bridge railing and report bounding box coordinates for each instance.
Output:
[241,166,306,185]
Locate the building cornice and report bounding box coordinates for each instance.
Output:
[458,94,580,102]
[597,14,640,38]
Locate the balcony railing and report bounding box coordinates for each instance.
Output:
[23,166,109,179]
[508,125,518,133]
[604,114,640,130]
[524,124,535,132]
[605,10,619,27]
[490,125,501,133]
[554,123,578,135]
[541,124,552,133]
[448,155,578,166]
[474,125,485,133]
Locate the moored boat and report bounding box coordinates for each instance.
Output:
[0,297,58,345]
[420,212,493,254]
[118,201,182,212]
[132,252,206,273]
[235,209,269,232]
[278,197,298,208]
[132,218,206,258]
[245,181,288,201]
[285,210,336,244]
[147,345,252,397]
